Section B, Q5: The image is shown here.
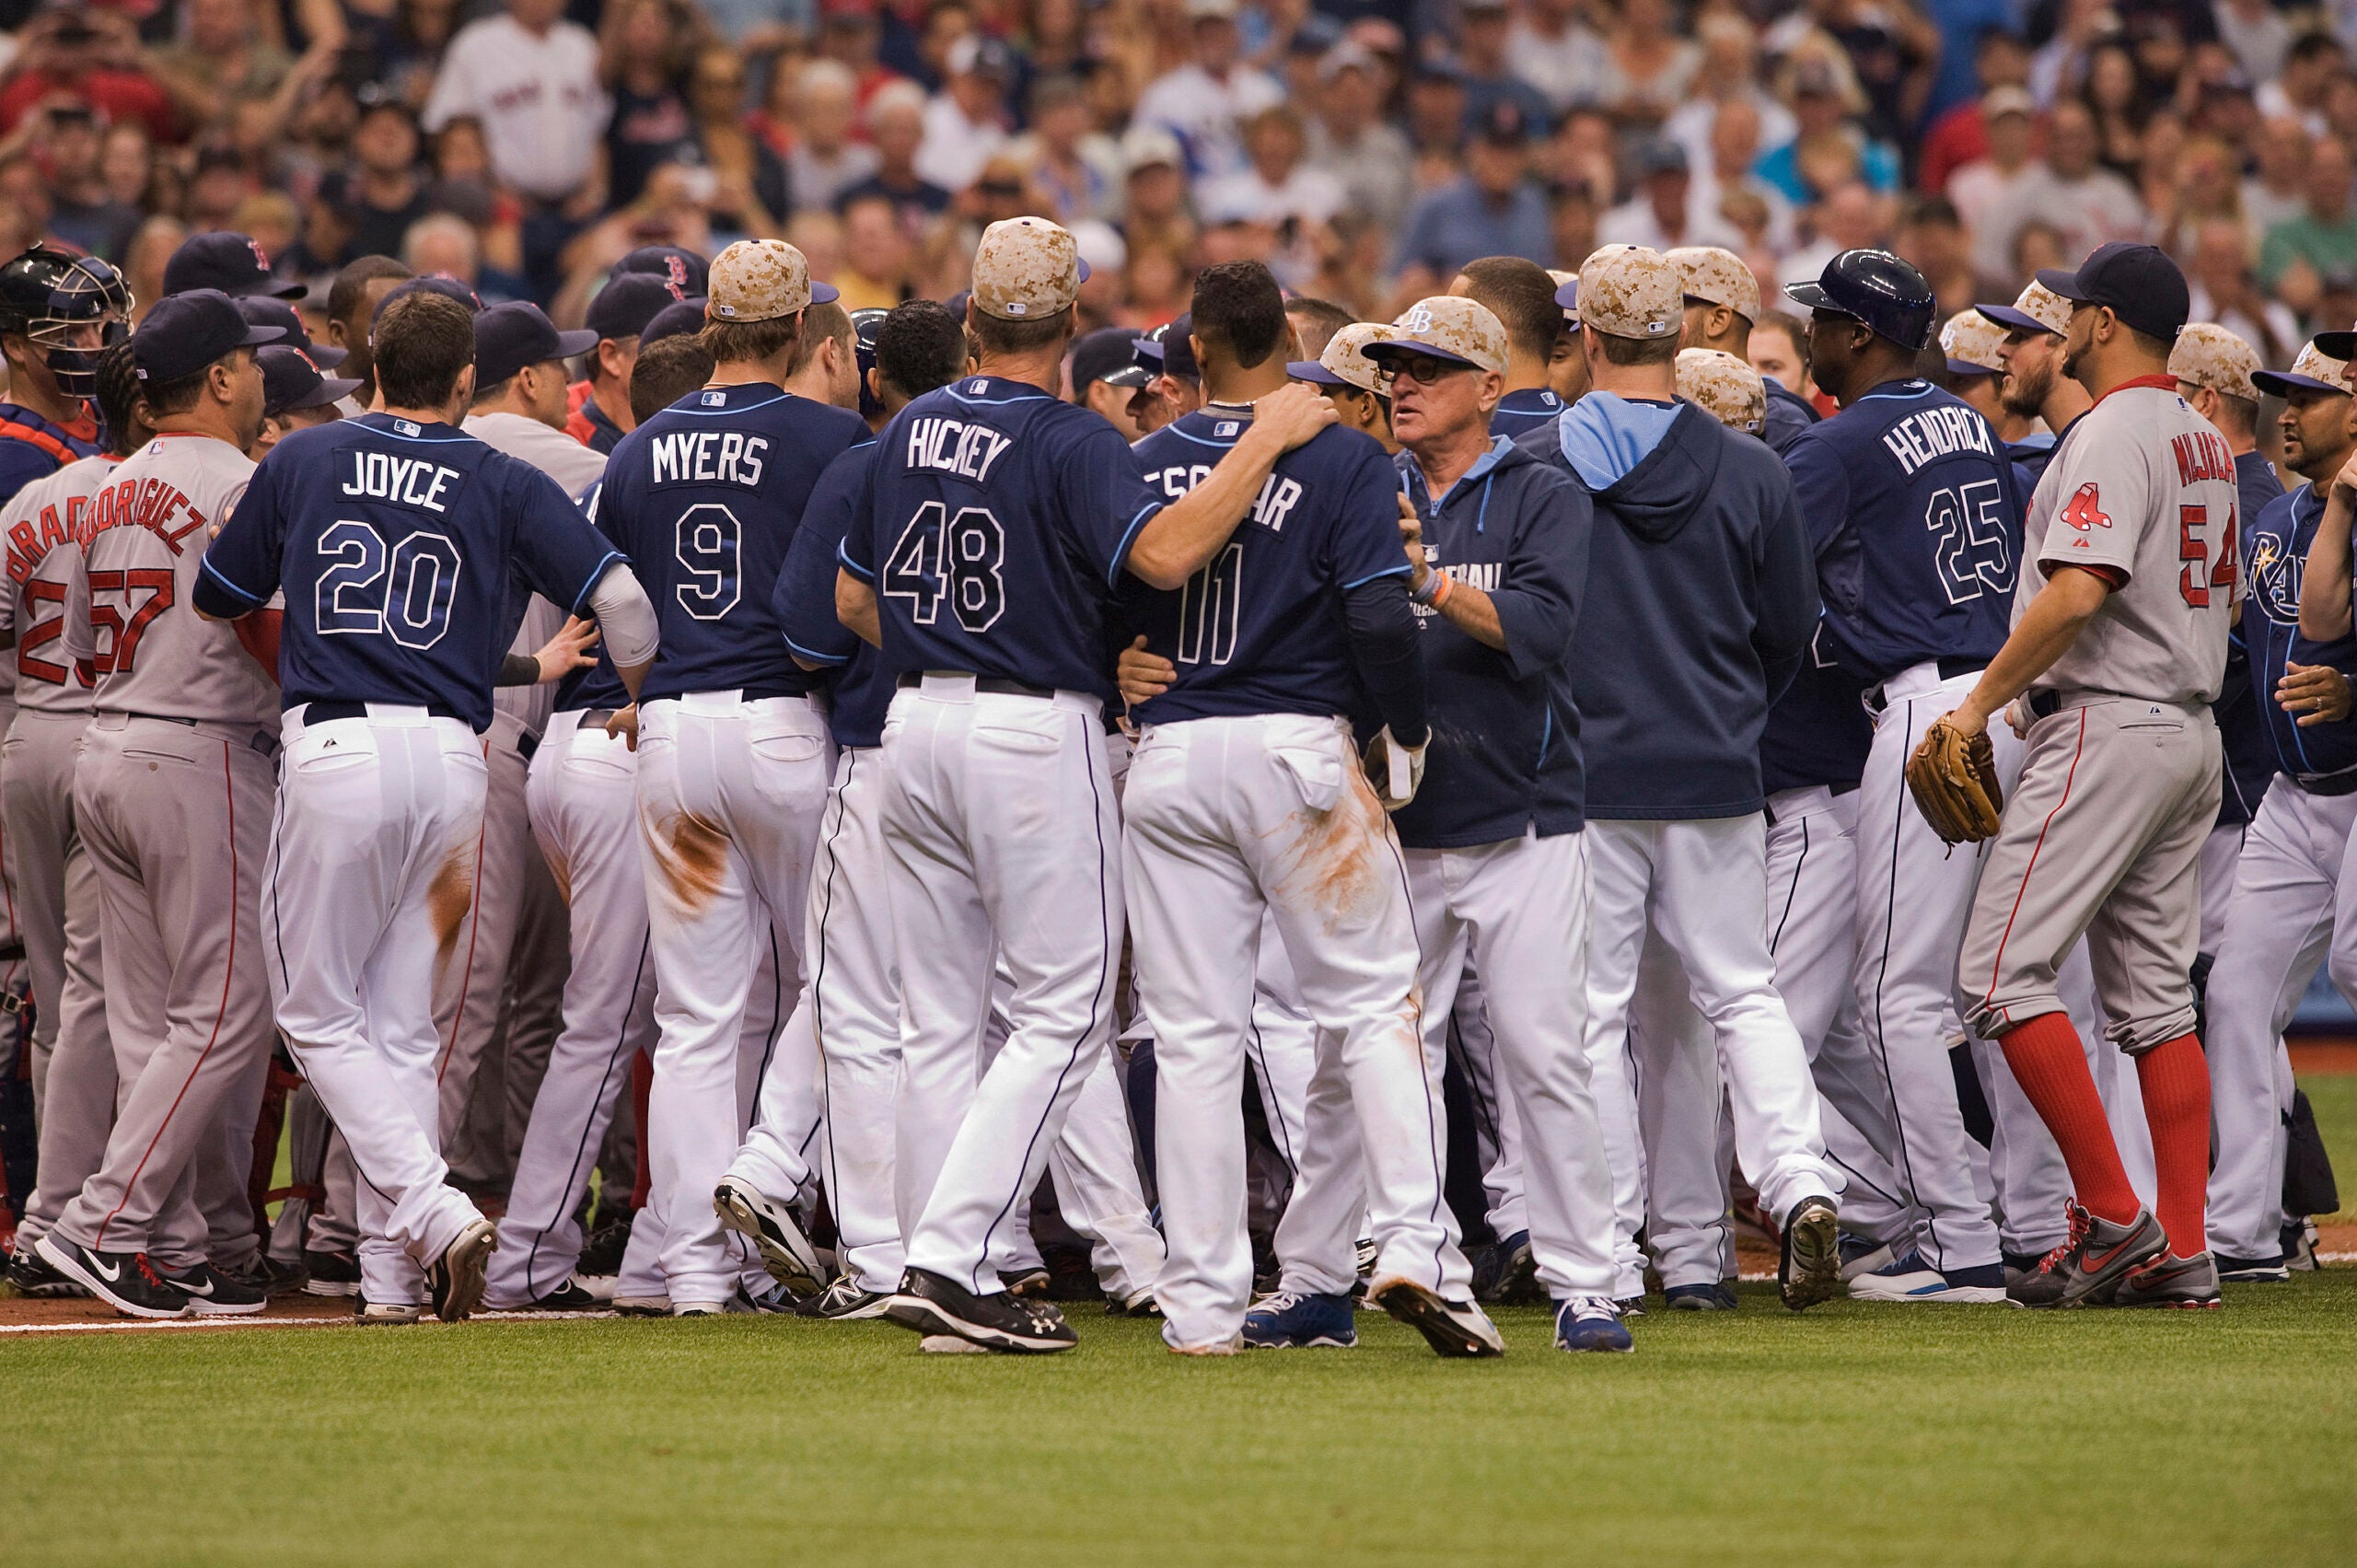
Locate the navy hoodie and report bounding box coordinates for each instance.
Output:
[1390,435,1592,848]
[2212,447,2286,823]
[2248,483,2357,791]
[1520,397,1819,819]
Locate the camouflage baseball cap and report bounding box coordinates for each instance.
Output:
[1676,348,1764,435]
[1575,245,1681,341]
[2251,338,2352,398]
[1977,279,2072,338]
[1667,246,1760,324]
[1940,308,2008,375]
[1548,268,1578,323]
[1365,296,1508,377]
[2167,322,2261,401]
[1288,320,1399,395]
[971,215,1091,321]
[708,238,836,323]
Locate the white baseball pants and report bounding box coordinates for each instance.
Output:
[486,709,659,1308]
[264,706,490,1298]
[2206,783,2357,1260]
[635,691,830,1308]
[1407,828,1616,1298]
[430,710,537,1181]
[1854,663,2014,1273]
[2,707,112,1253]
[1124,712,1459,1345]
[885,677,1122,1296]
[1585,814,1841,1295]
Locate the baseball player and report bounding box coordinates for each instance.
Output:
[1288,324,1399,451]
[1519,245,1844,1312]
[253,346,363,458]
[198,288,660,1324]
[840,217,1330,1353]
[1937,310,2036,448]
[0,249,123,503]
[1781,249,2026,1302]
[1126,319,1202,436]
[1668,247,1819,450]
[1446,257,1567,439]
[1983,281,2093,485]
[1930,244,2235,1309]
[29,294,284,1318]
[0,343,143,1297]
[1370,293,1627,1352]
[568,273,686,453]
[1120,267,1500,1358]
[2169,324,2288,963]
[435,302,608,1202]
[592,240,865,1316]
[2199,337,2357,1280]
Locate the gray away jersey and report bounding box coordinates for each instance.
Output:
[0,452,116,714]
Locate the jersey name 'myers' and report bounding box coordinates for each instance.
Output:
[650,429,768,487]
[904,415,1013,484]
[343,450,463,514]
[1880,405,1995,475]
[2169,429,2237,486]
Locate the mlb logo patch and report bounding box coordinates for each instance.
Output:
[1216,421,1239,437]
[394,419,421,436]
[970,379,988,394]
[701,390,726,406]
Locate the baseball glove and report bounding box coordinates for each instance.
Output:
[1905,715,2003,844]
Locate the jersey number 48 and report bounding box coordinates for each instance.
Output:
[884,501,1005,633]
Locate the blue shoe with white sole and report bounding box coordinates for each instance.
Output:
[1849,1250,2008,1304]
[1241,1290,1357,1348]
[1553,1295,1634,1353]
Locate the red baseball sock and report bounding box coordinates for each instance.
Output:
[1997,1012,2140,1226]
[2135,1033,2212,1259]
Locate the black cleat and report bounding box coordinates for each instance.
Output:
[302,1249,362,1297]
[1366,1277,1504,1357]
[424,1217,497,1322]
[1778,1195,1841,1311]
[884,1267,1077,1353]
[34,1236,190,1318]
[521,1278,606,1313]
[7,1245,87,1298]
[162,1261,269,1316]
[712,1177,826,1296]
[1664,1281,1739,1310]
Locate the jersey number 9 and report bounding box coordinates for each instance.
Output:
[316,519,463,649]
[883,501,1006,633]
[675,503,742,621]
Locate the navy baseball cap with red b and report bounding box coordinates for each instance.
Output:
[616,244,710,299]
[161,230,307,300]
[2033,242,2190,343]
[133,288,282,382]
[589,273,685,343]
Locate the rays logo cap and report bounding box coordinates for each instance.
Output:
[1287,320,1400,395]
[2166,323,2261,401]
[1675,347,1764,435]
[1574,244,1681,341]
[971,216,1090,320]
[708,238,836,323]
[1941,308,2009,376]
[1974,279,2073,339]
[1364,296,1508,377]
[2250,339,2352,398]
[1667,245,1759,324]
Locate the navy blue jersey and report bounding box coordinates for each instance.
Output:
[1782,379,2021,683]
[198,412,622,733]
[0,403,98,509]
[2244,485,2357,790]
[1125,411,1406,726]
[842,375,1164,702]
[2215,448,2287,822]
[1489,388,1566,441]
[1763,380,1818,455]
[596,382,865,705]
[552,481,633,714]
[776,438,898,749]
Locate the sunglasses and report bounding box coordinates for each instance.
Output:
[1387,354,1471,385]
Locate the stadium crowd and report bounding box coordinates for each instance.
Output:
[3,0,2357,368]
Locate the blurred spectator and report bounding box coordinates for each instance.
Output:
[325,95,430,266]
[1665,16,1794,177]
[1918,28,2032,195]
[788,61,882,214]
[1602,136,1730,250]
[1600,0,1700,124]
[2259,132,2357,313]
[148,0,303,132]
[599,0,706,211]
[1974,98,2145,276]
[37,103,139,259]
[1509,0,1608,117]
[686,44,788,238]
[2186,214,2298,366]
[1305,41,1411,237]
[1391,99,1547,290]
[2214,0,2292,84]
[839,79,949,226]
[834,186,912,308]
[423,0,610,206]
[1755,45,1898,205]
[915,33,1011,193]
[1120,122,1195,261]
[1456,0,1550,136]
[0,10,175,141]
[2244,115,2311,237]
[1202,105,1340,232]
[1691,99,1794,255]
[1132,0,1282,182]
[1009,73,1116,225]
[1952,86,2038,282]
[2258,30,2339,133]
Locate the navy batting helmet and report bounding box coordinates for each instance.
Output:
[852,306,888,422]
[1785,249,1935,353]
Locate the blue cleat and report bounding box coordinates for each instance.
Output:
[1553,1295,1634,1353]
[1663,1281,1737,1310]
[1241,1290,1358,1349]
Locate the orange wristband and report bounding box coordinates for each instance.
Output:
[1428,571,1453,610]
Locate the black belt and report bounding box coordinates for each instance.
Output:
[575,708,615,730]
[126,712,278,758]
[897,670,1054,699]
[301,700,466,726]
[2298,770,2357,797]
[2026,688,2138,720]
[1864,656,1985,714]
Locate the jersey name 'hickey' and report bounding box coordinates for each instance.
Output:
[904,414,1013,484]
[1879,404,1996,474]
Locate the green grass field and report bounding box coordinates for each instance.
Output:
[12,1275,2357,1566]
[2302,1069,2357,1223]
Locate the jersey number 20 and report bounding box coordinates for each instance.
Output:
[883,501,1005,633]
[316,520,462,649]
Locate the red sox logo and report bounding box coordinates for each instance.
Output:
[2061,482,2110,532]
[663,256,688,299]
[249,238,272,273]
